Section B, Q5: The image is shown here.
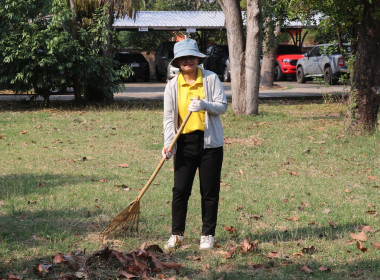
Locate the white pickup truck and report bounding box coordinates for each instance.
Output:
[296,44,350,85]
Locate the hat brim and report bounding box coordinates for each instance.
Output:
[170,50,206,68]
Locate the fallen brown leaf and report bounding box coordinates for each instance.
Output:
[161,262,182,269]
[356,241,368,252]
[323,208,331,214]
[34,263,52,275]
[119,163,129,168]
[285,216,299,221]
[8,273,24,280]
[318,266,331,272]
[240,238,258,254]
[328,220,337,228]
[52,253,66,264]
[367,210,378,216]
[224,225,236,234]
[299,265,313,274]
[349,231,368,241]
[267,251,279,259]
[371,242,380,249]
[301,246,316,254]
[186,256,201,261]
[357,225,375,233]
[112,250,133,264]
[368,176,380,181]
[119,269,139,279]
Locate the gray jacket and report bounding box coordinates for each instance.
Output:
[163,68,228,152]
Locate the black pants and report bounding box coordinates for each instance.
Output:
[172,130,223,236]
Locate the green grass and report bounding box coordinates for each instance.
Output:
[0,99,379,279]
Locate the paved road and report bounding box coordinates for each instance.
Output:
[0,81,348,102]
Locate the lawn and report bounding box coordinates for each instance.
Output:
[0,99,379,280]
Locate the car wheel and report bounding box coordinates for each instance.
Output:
[223,66,230,82]
[274,65,284,81]
[324,66,336,85]
[296,66,306,84]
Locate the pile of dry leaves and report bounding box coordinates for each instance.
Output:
[3,244,181,280]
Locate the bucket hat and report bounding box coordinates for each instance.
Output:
[170,39,206,68]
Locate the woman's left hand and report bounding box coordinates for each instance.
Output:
[188,98,206,112]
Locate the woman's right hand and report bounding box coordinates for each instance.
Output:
[162,147,174,160]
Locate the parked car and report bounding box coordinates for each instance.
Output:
[154,41,175,81]
[203,44,231,82]
[274,44,305,81]
[115,51,150,82]
[296,43,350,85]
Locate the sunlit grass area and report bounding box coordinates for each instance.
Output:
[0,99,379,279]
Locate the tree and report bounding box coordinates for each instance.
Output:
[0,0,129,105]
[259,0,289,88]
[217,0,262,115]
[289,0,380,133]
[348,1,380,132]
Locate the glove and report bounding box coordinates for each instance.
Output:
[162,147,174,160]
[188,98,206,112]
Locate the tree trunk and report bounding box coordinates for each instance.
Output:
[346,1,380,133]
[219,0,246,114]
[69,0,82,103]
[219,0,262,115]
[245,0,262,115]
[260,18,280,88]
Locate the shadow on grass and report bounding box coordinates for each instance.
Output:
[0,172,115,245]
[0,99,164,112]
[0,173,111,200]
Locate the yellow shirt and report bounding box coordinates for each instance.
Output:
[177,68,205,134]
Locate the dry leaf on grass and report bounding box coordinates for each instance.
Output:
[356,241,368,253]
[371,242,380,249]
[328,220,337,228]
[349,231,368,241]
[285,216,299,221]
[301,246,316,254]
[224,225,236,234]
[119,163,129,168]
[367,176,380,181]
[240,238,258,254]
[7,273,24,280]
[119,270,138,279]
[318,266,331,272]
[367,210,378,216]
[299,265,313,274]
[357,225,375,233]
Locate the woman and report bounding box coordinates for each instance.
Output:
[162,38,227,250]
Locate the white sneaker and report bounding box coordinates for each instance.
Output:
[164,235,184,249]
[200,235,214,249]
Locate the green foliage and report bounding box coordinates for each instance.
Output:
[117,30,172,50]
[145,0,221,11]
[0,0,128,103]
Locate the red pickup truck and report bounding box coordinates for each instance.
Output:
[274,44,305,81]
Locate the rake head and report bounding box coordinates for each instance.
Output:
[101,200,140,237]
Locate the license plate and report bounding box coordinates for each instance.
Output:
[130,63,139,67]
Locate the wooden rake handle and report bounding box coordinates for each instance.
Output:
[135,96,199,202]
